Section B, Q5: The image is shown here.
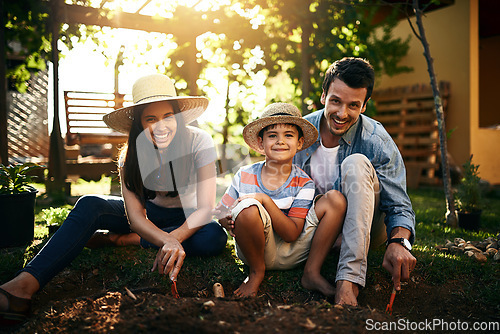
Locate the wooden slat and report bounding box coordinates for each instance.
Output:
[7,71,50,162]
[371,81,450,188]
[64,91,131,146]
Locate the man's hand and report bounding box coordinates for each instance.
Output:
[382,241,416,291]
[382,227,416,291]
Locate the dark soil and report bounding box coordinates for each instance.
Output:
[2,248,499,334]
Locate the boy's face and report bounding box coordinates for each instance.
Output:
[257,123,304,163]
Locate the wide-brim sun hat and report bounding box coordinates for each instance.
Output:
[103,74,209,133]
[243,102,318,154]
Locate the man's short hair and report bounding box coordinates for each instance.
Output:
[322,57,375,106]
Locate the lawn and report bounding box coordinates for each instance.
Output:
[1,178,499,332]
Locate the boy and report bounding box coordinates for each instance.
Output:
[215,103,347,297]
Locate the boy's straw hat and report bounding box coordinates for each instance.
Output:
[243,102,318,154]
[103,74,209,133]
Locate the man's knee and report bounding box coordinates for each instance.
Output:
[341,154,378,194]
[341,154,371,175]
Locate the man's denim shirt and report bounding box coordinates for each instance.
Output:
[294,109,416,243]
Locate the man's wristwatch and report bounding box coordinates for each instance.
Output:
[387,237,412,252]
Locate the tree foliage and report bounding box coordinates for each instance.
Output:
[250,0,412,112]
[3,0,90,92]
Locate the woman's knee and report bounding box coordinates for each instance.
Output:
[187,222,227,256]
[74,194,108,211]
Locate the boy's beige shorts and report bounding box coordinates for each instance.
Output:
[231,197,319,270]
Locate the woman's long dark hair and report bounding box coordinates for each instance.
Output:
[121,101,191,205]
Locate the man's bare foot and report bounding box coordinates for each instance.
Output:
[234,272,264,298]
[301,272,335,297]
[334,280,359,306]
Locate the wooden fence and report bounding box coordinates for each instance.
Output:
[371,82,450,188]
[7,71,50,163]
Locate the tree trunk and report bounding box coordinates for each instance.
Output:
[0,0,8,164]
[300,23,312,115]
[47,0,67,196]
[413,0,457,227]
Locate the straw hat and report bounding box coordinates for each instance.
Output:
[243,103,318,154]
[103,74,209,133]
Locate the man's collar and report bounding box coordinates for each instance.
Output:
[341,115,362,146]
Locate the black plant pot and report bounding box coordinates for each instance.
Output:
[0,186,38,248]
[457,210,482,231]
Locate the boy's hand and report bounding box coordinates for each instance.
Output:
[213,202,231,219]
[219,217,235,237]
[213,202,235,237]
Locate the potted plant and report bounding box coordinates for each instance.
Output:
[454,155,482,231]
[0,162,41,248]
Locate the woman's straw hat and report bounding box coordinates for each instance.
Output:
[243,102,318,154]
[103,74,209,133]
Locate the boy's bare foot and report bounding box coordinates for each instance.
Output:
[301,272,335,297]
[234,272,264,298]
[334,280,359,306]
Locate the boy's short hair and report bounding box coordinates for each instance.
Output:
[258,123,304,140]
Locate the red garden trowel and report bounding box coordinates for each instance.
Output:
[385,287,397,315]
[171,279,180,299]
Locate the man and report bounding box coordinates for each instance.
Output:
[294,57,417,306]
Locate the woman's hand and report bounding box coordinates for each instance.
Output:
[151,235,186,281]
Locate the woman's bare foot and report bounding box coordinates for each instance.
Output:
[334,280,359,306]
[301,272,335,297]
[234,272,265,297]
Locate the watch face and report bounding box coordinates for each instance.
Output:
[403,239,412,251]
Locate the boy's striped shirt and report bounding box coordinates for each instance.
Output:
[221,161,315,219]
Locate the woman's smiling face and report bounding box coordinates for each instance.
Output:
[141,101,178,149]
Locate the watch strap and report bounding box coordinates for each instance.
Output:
[386,237,411,251]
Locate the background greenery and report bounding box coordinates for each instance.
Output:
[1,179,498,316]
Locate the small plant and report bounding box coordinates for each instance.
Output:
[0,163,41,194]
[455,155,482,213]
[41,207,71,227]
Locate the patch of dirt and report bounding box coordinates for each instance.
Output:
[3,252,499,333]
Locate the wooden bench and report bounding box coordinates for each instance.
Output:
[64,91,133,180]
[371,82,450,188]
[64,91,131,147]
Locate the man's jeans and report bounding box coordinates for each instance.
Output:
[336,154,386,287]
[22,195,227,288]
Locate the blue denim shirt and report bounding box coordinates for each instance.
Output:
[294,109,415,243]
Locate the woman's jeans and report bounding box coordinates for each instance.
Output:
[21,195,227,288]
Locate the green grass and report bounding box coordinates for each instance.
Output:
[1,180,499,312]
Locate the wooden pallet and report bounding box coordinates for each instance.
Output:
[371,82,450,188]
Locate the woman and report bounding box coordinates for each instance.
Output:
[0,74,227,325]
